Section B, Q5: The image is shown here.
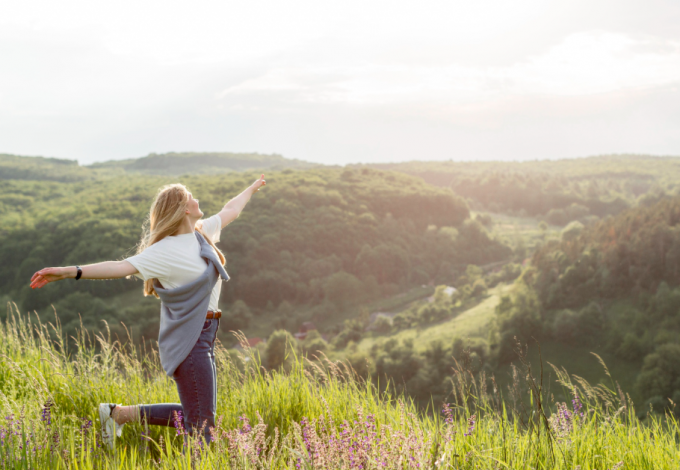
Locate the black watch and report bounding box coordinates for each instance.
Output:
[75,266,82,280]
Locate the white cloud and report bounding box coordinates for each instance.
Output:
[513,32,680,95]
[219,31,680,109]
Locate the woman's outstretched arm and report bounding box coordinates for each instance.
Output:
[216,174,266,228]
[30,260,138,289]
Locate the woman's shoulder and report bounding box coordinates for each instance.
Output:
[199,214,222,241]
[140,235,189,255]
[146,237,174,250]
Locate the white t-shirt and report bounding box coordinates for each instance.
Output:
[126,214,224,311]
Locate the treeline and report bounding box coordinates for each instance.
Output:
[365,155,680,224]
[450,174,629,219]
[489,196,680,414]
[0,152,317,183]
[89,151,317,175]
[0,166,510,345]
[0,154,96,182]
[258,326,489,410]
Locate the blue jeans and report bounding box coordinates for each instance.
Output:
[139,318,219,443]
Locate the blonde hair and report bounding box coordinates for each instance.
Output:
[137,183,226,298]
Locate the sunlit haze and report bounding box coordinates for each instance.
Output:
[2,0,680,164]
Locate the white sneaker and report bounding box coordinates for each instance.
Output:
[99,403,124,449]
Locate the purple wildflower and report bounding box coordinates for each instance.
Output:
[238,415,252,434]
[173,410,185,436]
[549,402,575,438]
[441,403,454,425]
[572,389,584,419]
[464,414,476,437]
[41,402,53,426]
[81,419,92,432]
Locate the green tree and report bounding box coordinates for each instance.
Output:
[433,285,454,305]
[489,283,543,364]
[264,330,298,371]
[323,272,365,308]
[561,221,584,241]
[222,300,252,331]
[470,278,488,298]
[332,318,365,348]
[636,344,680,412]
[372,315,393,333]
[551,309,578,344]
[301,330,328,358]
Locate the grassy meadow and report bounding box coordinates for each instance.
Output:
[1,302,678,469]
[355,284,511,354]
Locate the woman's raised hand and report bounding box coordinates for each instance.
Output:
[252,174,266,192]
[30,267,73,289]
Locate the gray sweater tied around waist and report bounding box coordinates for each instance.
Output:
[153,231,229,376]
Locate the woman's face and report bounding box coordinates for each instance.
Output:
[186,192,204,219]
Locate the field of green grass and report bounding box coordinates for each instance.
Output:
[1,303,677,469]
[356,284,512,353]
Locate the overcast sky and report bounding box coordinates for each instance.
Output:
[2,0,680,165]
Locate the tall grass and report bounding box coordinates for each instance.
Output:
[0,302,678,469]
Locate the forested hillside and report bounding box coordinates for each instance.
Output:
[0,151,316,182]
[0,160,509,347]
[366,155,680,222]
[0,154,98,182]
[491,196,680,413]
[89,151,317,175]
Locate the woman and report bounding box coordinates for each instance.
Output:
[30,174,266,448]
